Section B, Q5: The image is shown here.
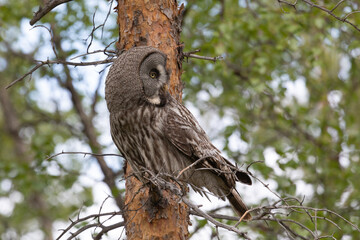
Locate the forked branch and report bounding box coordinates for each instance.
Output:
[278,0,360,32]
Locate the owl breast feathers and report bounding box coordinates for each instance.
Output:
[105,46,252,220]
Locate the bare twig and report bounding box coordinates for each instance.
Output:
[86,8,101,53]
[44,151,123,161]
[5,58,114,89]
[184,53,223,62]
[5,63,41,89]
[343,10,360,21]
[246,161,287,204]
[86,0,114,53]
[93,222,125,240]
[190,201,360,238]
[277,0,360,32]
[56,210,122,240]
[183,198,251,239]
[177,155,210,178]
[182,49,223,62]
[30,0,73,25]
[278,0,297,10]
[56,164,360,240]
[32,25,59,58]
[330,0,346,12]
[70,49,116,60]
[100,0,114,39]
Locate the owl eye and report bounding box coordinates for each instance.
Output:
[149,69,159,79]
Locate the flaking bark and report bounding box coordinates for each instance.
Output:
[116,0,189,239]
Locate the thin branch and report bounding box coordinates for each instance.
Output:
[86,0,114,53]
[275,216,315,239]
[343,10,360,21]
[44,151,123,161]
[249,204,360,232]
[300,0,360,32]
[278,0,360,32]
[56,165,360,240]
[32,25,59,58]
[183,198,251,239]
[276,219,297,240]
[177,155,210,178]
[100,0,114,39]
[182,49,223,62]
[330,0,346,12]
[5,63,41,89]
[278,0,297,10]
[5,58,114,89]
[246,161,288,205]
[190,201,359,238]
[70,49,116,60]
[86,8,101,53]
[93,222,125,240]
[56,211,122,240]
[184,53,223,62]
[30,0,73,25]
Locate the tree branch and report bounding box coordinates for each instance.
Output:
[56,165,360,239]
[56,209,123,240]
[278,0,360,32]
[44,151,123,161]
[5,58,114,89]
[183,198,251,239]
[183,49,223,62]
[30,0,73,26]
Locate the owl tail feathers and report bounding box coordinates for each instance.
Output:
[228,188,252,221]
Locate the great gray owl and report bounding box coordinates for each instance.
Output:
[105,46,252,220]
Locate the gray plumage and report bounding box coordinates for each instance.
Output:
[105,46,252,220]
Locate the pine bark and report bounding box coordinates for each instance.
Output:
[115,0,189,239]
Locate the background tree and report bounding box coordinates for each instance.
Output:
[1,0,360,239]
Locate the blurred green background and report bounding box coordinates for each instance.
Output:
[1,0,359,239]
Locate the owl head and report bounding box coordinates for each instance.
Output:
[105,46,169,113]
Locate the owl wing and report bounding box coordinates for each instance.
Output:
[165,99,251,185]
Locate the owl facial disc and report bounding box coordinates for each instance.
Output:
[145,64,167,105]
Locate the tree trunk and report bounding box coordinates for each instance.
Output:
[115,0,189,239]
